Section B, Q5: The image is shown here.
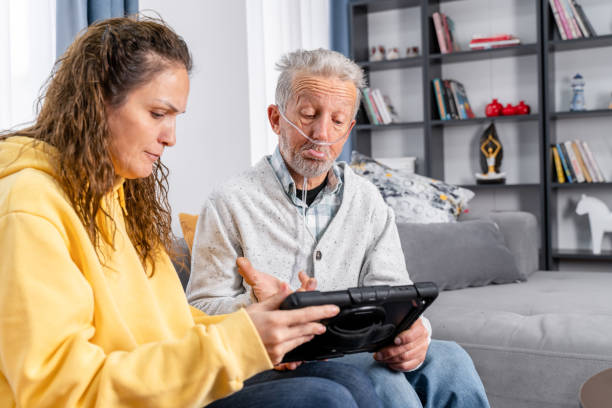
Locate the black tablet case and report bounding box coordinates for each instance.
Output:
[280,282,438,362]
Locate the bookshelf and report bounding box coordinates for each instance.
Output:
[543,0,612,269]
[349,0,612,270]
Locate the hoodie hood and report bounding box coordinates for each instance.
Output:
[0,136,59,181]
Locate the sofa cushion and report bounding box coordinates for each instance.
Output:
[178,212,198,253]
[350,151,474,223]
[460,211,540,278]
[397,220,523,290]
[427,271,612,408]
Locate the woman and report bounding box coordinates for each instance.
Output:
[0,17,382,408]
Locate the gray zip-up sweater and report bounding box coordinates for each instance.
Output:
[187,158,412,315]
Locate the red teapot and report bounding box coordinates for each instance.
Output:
[485,99,503,117]
[502,103,516,116]
[514,100,531,115]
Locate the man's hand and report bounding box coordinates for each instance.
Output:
[246,283,339,365]
[373,318,429,371]
[237,257,316,302]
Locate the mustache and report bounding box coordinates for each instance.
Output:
[299,143,330,156]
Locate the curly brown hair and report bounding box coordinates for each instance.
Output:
[5,16,192,271]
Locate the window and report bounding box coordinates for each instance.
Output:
[1,0,56,131]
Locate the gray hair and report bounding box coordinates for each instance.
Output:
[275,48,366,118]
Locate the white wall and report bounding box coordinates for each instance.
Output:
[139,0,252,234]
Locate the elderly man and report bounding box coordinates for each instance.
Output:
[187,48,489,408]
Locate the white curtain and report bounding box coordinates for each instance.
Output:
[246,0,330,165]
[0,0,56,132]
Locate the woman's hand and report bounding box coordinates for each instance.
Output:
[245,283,338,365]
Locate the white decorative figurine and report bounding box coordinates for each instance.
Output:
[575,194,612,254]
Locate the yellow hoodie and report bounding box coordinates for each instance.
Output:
[0,136,272,407]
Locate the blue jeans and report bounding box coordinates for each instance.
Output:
[206,361,383,408]
[337,340,490,408]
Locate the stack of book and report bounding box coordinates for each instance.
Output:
[432,12,459,54]
[361,88,395,125]
[551,140,606,183]
[432,79,475,121]
[549,0,596,40]
[469,34,521,50]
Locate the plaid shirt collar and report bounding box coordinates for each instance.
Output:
[268,146,343,208]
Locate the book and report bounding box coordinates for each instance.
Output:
[567,0,590,37]
[361,88,378,125]
[441,13,454,53]
[561,0,582,38]
[551,145,566,183]
[432,78,448,120]
[572,1,596,37]
[571,141,592,182]
[581,140,606,182]
[575,140,598,182]
[449,80,466,119]
[443,80,459,119]
[549,0,568,40]
[367,89,383,124]
[432,13,448,54]
[372,88,392,124]
[554,0,574,39]
[445,15,460,51]
[470,34,516,43]
[564,140,585,182]
[452,81,475,118]
[469,39,521,50]
[557,142,574,182]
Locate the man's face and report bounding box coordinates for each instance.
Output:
[271,74,357,179]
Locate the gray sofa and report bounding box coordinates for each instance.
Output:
[172,211,612,408]
[418,212,612,408]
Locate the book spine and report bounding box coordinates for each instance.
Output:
[564,140,585,182]
[560,0,581,38]
[573,1,596,37]
[432,13,448,54]
[457,82,475,118]
[568,0,590,37]
[554,0,574,39]
[575,140,597,182]
[443,80,458,119]
[557,142,574,183]
[361,88,378,125]
[441,13,454,53]
[571,141,592,182]
[549,0,568,40]
[450,80,466,119]
[552,145,566,183]
[446,16,459,51]
[372,88,392,124]
[581,140,606,182]
[432,79,447,120]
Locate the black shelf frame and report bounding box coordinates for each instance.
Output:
[549,34,612,52]
[551,182,612,189]
[357,57,423,71]
[552,249,612,261]
[349,0,611,270]
[430,114,539,127]
[551,109,612,120]
[429,43,538,64]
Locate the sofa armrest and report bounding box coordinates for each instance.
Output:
[477,211,539,278]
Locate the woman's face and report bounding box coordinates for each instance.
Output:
[107,65,190,179]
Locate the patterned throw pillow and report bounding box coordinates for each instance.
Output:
[350,151,474,223]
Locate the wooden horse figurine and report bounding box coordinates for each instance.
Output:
[576,194,612,254]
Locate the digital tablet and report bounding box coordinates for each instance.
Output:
[279,282,438,362]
